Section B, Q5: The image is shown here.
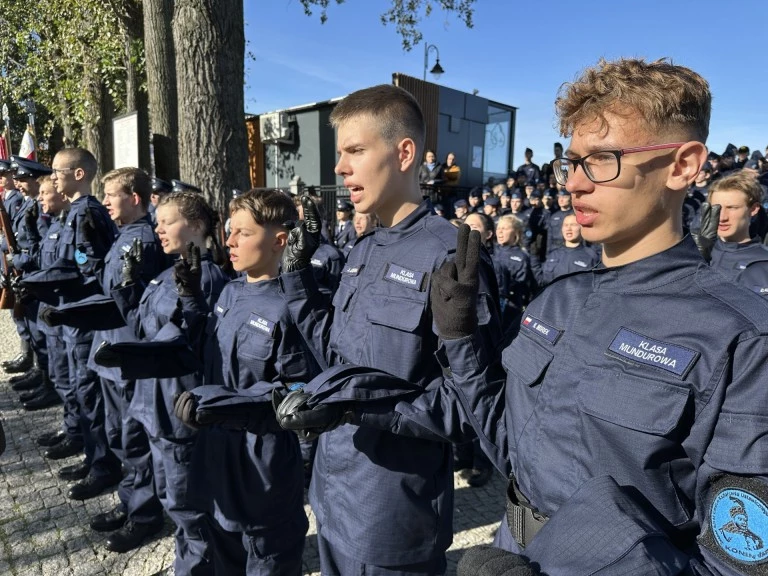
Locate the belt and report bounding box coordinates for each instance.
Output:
[505,475,548,548]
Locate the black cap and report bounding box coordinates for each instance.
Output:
[151,178,174,194]
[171,179,202,194]
[484,196,499,207]
[738,145,750,155]
[744,159,760,170]
[707,151,721,161]
[336,198,353,212]
[468,186,483,198]
[0,160,12,174]
[530,190,543,199]
[722,143,737,158]
[10,156,52,179]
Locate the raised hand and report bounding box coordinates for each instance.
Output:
[282,195,321,273]
[174,242,202,297]
[692,202,721,262]
[120,237,144,286]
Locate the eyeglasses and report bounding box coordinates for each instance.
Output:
[51,167,75,175]
[551,142,686,186]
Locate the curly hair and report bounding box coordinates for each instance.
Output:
[555,58,711,142]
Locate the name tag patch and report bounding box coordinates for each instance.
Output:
[342,265,361,276]
[510,256,522,262]
[573,260,587,268]
[607,327,698,378]
[248,313,275,336]
[310,258,323,267]
[521,314,562,345]
[383,263,425,290]
[752,286,768,295]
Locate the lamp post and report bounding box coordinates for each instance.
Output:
[423,43,445,82]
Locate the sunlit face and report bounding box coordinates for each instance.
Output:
[102,181,138,226]
[557,193,572,210]
[150,192,161,207]
[496,219,517,246]
[334,114,408,219]
[50,153,82,197]
[565,110,676,250]
[226,209,284,280]
[353,212,375,236]
[483,204,496,216]
[561,214,582,243]
[155,203,198,255]
[39,181,67,215]
[710,188,758,243]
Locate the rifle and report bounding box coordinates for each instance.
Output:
[0,198,22,317]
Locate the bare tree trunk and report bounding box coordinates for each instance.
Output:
[144,0,179,180]
[83,79,115,196]
[172,0,249,211]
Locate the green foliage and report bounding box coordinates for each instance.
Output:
[298,0,475,51]
[0,0,131,147]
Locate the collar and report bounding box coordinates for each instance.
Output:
[714,237,763,252]
[373,199,432,245]
[591,235,703,292]
[119,214,153,231]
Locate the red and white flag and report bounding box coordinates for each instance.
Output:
[0,134,8,160]
[18,125,36,160]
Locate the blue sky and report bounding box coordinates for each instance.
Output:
[244,0,767,168]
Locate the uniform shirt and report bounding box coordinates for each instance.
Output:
[472,237,768,574]
[493,244,533,312]
[281,199,501,566]
[333,219,356,251]
[201,276,320,534]
[10,196,51,272]
[2,188,23,221]
[86,215,168,381]
[537,243,600,287]
[710,238,768,298]
[545,208,574,255]
[515,162,541,184]
[112,256,228,439]
[37,215,66,340]
[310,240,345,296]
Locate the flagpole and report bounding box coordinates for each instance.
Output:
[1,103,12,158]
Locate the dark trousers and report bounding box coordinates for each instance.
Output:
[209,523,304,576]
[102,378,163,524]
[148,434,214,576]
[65,339,120,478]
[317,520,446,576]
[22,301,48,372]
[45,333,81,443]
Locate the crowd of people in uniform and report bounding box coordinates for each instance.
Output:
[2,55,768,576]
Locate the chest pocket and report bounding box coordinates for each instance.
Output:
[501,334,554,388]
[577,370,690,436]
[366,293,427,380]
[59,225,76,252]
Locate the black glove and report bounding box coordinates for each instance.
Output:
[0,271,9,291]
[40,306,65,327]
[24,201,40,241]
[282,195,321,273]
[10,274,32,305]
[174,242,202,297]
[458,545,540,576]
[692,202,720,262]
[121,237,144,286]
[272,388,353,441]
[430,224,480,340]
[173,391,201,430]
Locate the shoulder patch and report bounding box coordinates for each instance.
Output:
[74,249,87,265]
[521,314,562,345]
[606,327,698,378]
[342,264,361,276]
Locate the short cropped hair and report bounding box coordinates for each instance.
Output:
[709,170,763,207]
[55,148,98,183]
[330,84,426,161]
[101,167,152,209]
[555,58,711,142]
[230,189,298,228]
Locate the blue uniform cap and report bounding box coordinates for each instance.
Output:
[10,156,53,179]
[557,189,571,196]
[543,189,554,197]
[151,177,173,194]
[336,198,353,212]
[434,203,444,212]
[484,196,500,207]
[0,160,12,173]
[171,179,202,194]
[453,199,468,209]
[510,191,523,200]
[530,190,543,199]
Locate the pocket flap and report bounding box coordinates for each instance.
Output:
[578,372,690,435]
[502,334,554,387]
[367,297,424,333]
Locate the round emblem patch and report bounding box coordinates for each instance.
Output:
[711,488,768,564]
[74,250,87,265]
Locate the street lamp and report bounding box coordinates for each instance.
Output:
[423,43,445,82]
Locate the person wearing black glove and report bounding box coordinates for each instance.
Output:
[174,242,202,297]
[173,391,201,430]
[281,194,321,272]
[691,201,720,262]
[272,387,354,441]
[120,237,144,287]
[458,545,539,576]
[430,223,481,340]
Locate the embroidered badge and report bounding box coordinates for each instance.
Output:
[752,287,768,295]
[510,256,522,262]
[607,327,698,378]
[215,305,225,315]
[573,260,587,268]
[74,249,87,265]
[738,262,749,270]
[383,263,425,290]
[342,265,361,276]
[310,258,323,267]
[521,314,562,345]
[247,313,275,336]
[711,488,768,565]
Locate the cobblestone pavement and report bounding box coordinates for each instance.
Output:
[0,310,504,575]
